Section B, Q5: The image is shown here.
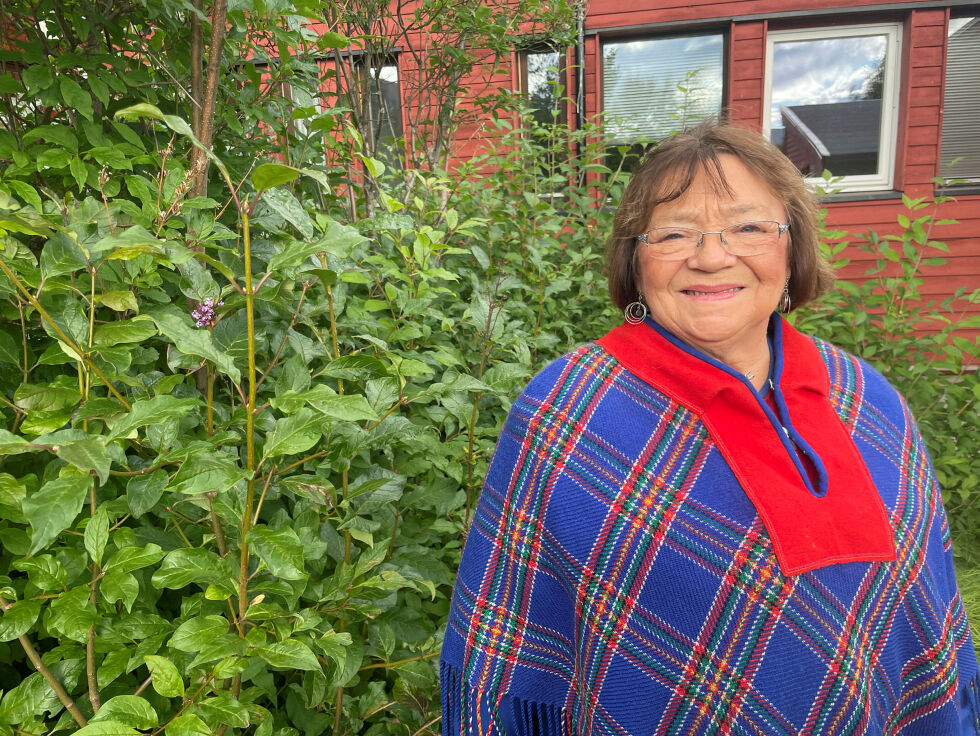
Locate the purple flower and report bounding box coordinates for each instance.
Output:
[191,297,224,328]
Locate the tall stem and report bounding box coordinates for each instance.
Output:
[235,209,257,695]
[328,280,349,736]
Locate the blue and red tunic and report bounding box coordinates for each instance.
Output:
[441,316,979,735]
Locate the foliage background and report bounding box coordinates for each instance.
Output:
[0,1,977,735]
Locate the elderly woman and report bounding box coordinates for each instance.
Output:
[440,122,979,735]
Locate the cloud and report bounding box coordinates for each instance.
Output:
[769,35,885,127]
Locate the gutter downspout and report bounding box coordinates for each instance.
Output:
[575,0,585,133]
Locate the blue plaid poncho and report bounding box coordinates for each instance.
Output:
[441,316,979,735]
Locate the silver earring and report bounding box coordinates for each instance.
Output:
[778,280,791,313]
[624,298,648,325]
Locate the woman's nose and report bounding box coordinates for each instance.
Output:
[688,231,736,269]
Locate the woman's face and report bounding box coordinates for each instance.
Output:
[636,154,790,364]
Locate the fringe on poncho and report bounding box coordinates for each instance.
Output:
[441,316,979,735]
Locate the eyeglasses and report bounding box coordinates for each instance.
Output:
[637,220,791,261]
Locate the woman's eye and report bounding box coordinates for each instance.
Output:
[736,223,764,233]
[657,231,687,242]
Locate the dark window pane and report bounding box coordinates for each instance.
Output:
[770,35,886,177]
[525,50,562,126]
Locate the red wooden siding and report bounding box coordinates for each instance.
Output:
[576,0,978,336]
[316,0,979,338]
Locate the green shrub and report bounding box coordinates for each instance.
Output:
[0,96,626,734]
[792,187,980,556]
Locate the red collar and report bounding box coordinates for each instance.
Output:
[597,318,895,576]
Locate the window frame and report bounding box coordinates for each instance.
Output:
[762,22,903,193]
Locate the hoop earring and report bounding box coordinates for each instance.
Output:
[624,298,648,325]
[778,280,791,313]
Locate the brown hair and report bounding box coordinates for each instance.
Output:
[607,120,835,311]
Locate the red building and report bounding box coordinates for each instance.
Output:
[323,1,980,330]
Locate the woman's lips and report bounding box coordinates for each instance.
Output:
[680,285,744,300]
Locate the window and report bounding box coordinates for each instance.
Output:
[940,16,980,183]
[764,24,901,192]
[518,47,565,126]
[363,61,403,165]
[602,33,724,145]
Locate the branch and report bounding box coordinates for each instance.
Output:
[190,0,229,197]
[0,595,89,728]
[0,258,131,411]
[190,0,204,134]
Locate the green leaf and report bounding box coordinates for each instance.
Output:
[197,693,249,729]
[0,473,27,523]
[24,475,91,555]
[100,571,139,612]
[12,555,66,590]
[147,306,241,383]
[263,408,325,459]
[168,453,249,496]
[262,188,314,239]
[143,655,185,697]
[94,225,168,258]
[126,469,169,518]
[23,127,77,154]
[311,394,379,422]
[98,291,140,313]
[84,505,110,565]
[0,599,41,642]
[320,355,388,381]
[169,615,228,652]
[5,180,43,212]
[73,722,140,736]
[0,429,32,455]
[0,73,24,94]
[70,155,88,190]
[165,713,212,736]
[40,233,87,278]
[46,584,96,641]
[321,31,349,48]
[151,547,222,589]
[108,395,201,440]
[22,64,53,93]
[60,76,94,119]
[267,219,367,271]
[94,317,157,347]
[91,695,158,729]
[252,163,300,190]
[104,543,165,574]
[56,436,112,484]
[255,639,322,671]
[247,525,306,580]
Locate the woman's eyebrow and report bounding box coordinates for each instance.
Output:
[720,203,768,218]
[656,203,769,224]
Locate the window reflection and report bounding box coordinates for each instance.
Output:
[770,35,886,177]
[366,63,403,169]
[602,34,723,144]
[524,50,562,127]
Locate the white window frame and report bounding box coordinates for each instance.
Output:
[763,23,902,193]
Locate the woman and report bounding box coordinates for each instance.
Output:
[441,122,979,735]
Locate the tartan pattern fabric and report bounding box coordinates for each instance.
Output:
[441,328,979,735]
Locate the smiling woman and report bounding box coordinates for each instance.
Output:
[441,121,980,735]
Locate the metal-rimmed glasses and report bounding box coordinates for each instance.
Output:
[637,220,791,261]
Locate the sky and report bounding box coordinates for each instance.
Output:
[770,34,886,130]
